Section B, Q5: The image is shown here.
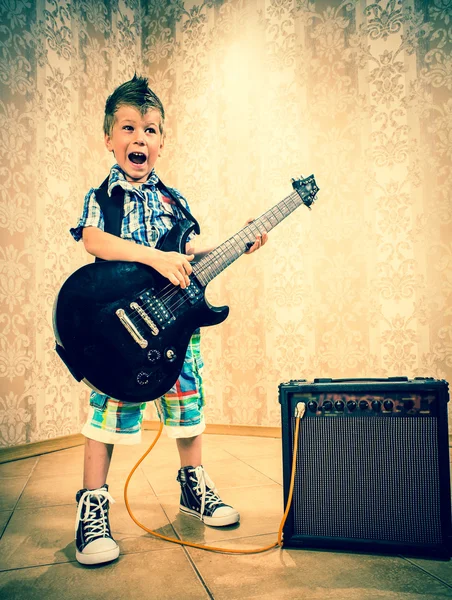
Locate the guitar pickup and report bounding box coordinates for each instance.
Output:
[140,291,175,328]
[184,280,203,305]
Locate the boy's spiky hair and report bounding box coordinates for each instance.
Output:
[103,74,165,136]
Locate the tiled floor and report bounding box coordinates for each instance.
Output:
[1,431,452,600]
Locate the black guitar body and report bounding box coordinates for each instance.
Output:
[53,220,229,403]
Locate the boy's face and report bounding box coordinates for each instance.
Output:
[104,105,164,184]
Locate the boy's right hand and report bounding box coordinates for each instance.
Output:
[147,249,194,288]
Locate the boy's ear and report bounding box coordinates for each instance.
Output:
[104,133,113,152]
[158,135,165,157]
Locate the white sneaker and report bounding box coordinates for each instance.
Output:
[177,466,240,527]
[75,485,119,565]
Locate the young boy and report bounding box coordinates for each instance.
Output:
[70,75,267,565]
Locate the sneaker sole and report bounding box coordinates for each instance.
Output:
[180,505,240,527]
[76,546,120,565]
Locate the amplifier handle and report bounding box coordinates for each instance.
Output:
[313,376,409,383]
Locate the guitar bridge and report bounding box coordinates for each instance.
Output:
[130,302,159,335]
[116,308,148,348]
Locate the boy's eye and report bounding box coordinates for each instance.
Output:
[146,127,156,134]
[123,125,133,131]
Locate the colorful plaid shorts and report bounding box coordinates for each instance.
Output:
[82,332,205,444]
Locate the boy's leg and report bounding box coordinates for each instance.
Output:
[75,393,146,565]
[75,435,119,566]
[158,333,239,527]
[174,432,239,526]
[176,434,202,467]
[83,437,114,489]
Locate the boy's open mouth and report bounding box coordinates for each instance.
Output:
[128,152,147,165]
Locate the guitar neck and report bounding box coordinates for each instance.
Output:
[193,189,305,287]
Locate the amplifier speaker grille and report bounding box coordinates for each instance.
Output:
[292,416,441,544]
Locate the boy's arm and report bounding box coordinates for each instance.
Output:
[83,226,193,288]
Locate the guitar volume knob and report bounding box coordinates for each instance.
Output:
[147,349,161,363]
[137,371,150,385]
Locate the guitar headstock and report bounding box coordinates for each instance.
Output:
[292,174,319,209]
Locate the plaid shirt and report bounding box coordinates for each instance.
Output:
[70,164,195,247]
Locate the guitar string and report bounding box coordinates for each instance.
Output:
[157,225,260,314]
[157,192,298,295]
[126,236,277,329]
[193,195,296,285]
[125,199,301,329]
[126,223,262,327]
[124,192,305,329]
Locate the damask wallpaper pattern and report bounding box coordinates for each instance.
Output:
[0,0,450,446]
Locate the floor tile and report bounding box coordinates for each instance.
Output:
[0,504,78,570]
[404,556,452,587]
[0,547,210,600]
[0,511,12,538]
[204,456,277,489]
[132,432,233,468]
[0,477,28,511]
[103,466,157,501]
[141,455,274,496]
[15,464,154,510]
[15,472,82,510]
[238,455,283,485]
[32,447,83,478]
[187,534,452,600]
[208,434,282,459]
[0,457,38,479]
[0,494,173,570]
[159,483,283,546]
[1,432,451,600]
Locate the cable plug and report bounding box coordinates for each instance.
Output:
[295,402,306,418]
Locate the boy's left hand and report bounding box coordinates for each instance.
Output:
[244,218,268,254]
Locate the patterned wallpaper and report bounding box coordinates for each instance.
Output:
[0,0,451,447]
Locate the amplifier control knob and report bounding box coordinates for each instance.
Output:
[383,400,394,411]
[335,401,345,411]
[347,401,357,412]
[371,400,381,412]
[307,401,318,412]
[323,400,333,411]
[359,400,369,410]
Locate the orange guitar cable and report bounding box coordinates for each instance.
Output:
[124,402,305,555]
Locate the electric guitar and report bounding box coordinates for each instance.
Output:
[53,175,319,403]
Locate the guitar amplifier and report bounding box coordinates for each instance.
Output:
[279,377,452,559]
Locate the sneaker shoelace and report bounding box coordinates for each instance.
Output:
[75,488,116,543]
[188,466,224,516]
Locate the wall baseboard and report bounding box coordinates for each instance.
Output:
[143,421,282,438]
[0,434,85,464]
[0,423,281,463]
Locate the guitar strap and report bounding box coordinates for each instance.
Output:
[94,175,200,262]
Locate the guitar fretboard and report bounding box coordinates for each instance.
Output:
[193,189,305,287]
